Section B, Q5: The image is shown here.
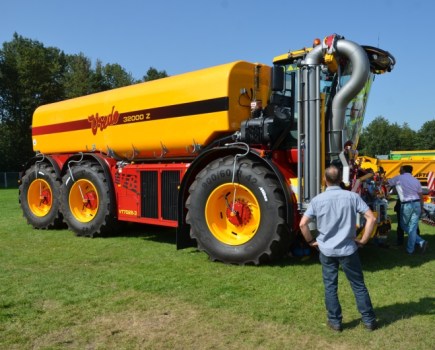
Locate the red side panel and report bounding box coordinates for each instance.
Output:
[114,163,189,227]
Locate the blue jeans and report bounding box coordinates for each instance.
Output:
[319,251,376,326]
[401,202,424,254]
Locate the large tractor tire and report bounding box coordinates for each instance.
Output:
[186,156,290,265]
[19,163,63,229]
[60,161,115,237]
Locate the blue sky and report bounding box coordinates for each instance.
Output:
[2,0,434,131]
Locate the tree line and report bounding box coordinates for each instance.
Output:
[358,117,435,157]
[0,34,167,171]
[1,33,434,171]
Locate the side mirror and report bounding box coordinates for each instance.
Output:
[271,66,284,91]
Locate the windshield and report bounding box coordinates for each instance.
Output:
[322,60,375,151]
[340,73,374,149]
[271,60,374,151]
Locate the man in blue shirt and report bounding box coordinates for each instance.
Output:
[299,166,377,332]
[388,165,428,254]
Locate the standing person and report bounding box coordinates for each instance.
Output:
[388,165,428,254]
[299,166,378,332]
[394,197,421,246]
[393,198,405,245]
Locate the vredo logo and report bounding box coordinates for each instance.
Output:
[87,106,119,135]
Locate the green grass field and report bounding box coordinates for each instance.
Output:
[0,189,434,349]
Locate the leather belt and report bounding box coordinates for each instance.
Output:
[401,199,420,204]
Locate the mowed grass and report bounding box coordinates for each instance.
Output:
[0,188,434,350]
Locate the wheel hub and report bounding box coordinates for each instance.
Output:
[39,189,51,205]
[83,191,97,210]
[226,199,252,226]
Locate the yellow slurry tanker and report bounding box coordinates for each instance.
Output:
[19,34,395,264]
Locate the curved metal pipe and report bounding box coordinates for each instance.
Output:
[303,45,323,65]
[330,40,370,156]
[302,38,370,157]
[299,37,370,202]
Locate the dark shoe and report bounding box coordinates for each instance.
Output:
[327,320,343,332]
[364,321,378,331]
[420,241,428,254]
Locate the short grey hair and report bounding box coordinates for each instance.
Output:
[325,166,342,185]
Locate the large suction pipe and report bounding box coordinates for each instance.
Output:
[299,36,370,203]
[329,40,370,157]
[304,38,370,158]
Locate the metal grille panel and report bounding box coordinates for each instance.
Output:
[162,171,180,220]
[141,171,158,218]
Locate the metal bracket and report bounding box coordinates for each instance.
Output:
[34,153,45,178]
[154,142,168,159]
[224,142,250,213]
[126,144,140,161]
[186,139,201,154]
[86,144,96,152]
[67,152,84,182]
[106,146,123,161]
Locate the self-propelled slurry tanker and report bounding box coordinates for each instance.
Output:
[19,34,395,265]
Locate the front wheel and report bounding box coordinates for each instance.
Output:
[186,156,290,265]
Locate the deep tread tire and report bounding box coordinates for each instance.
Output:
[186,156,290,265]
[60,162,115,237]
[19,163,63,229]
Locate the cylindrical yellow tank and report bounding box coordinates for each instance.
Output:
[32,61,271,159]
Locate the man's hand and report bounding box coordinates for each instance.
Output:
[354,238,368,248]
[309,240,319,251]
[300,215,319,251]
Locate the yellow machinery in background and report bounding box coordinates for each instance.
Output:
[358,154,435,186]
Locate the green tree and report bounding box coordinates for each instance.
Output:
[0,33,170,172]
[142,67,168,82]
[359,116,395,156]
[415,119,435,150]
[358,116,414,157]
[0,34,141,171]
[93,60,135,92]
[63,53,94,99]
[0,33,67,170]
[396,122,418,151]
[0,123,21,171]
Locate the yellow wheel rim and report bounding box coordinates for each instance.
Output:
[27,179,53,217]
[205,183,260,245]
[69,179,99,223]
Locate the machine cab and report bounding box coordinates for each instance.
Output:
[271,49,370,155]
[269,41,395,158]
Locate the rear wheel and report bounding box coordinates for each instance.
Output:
[60,162,115,237]
[19,163,63,229]
[186,156,290,265]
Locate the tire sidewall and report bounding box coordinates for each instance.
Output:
[61,164,110,236]
[188,157,284,263]
[19,164,61,229]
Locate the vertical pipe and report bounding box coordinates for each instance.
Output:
[303,67,310,201]
[297,69,303,210]
[315,65,321,196]
[307,65,319,199]
[301,44,323,204]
